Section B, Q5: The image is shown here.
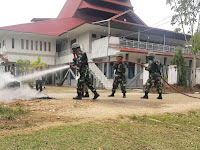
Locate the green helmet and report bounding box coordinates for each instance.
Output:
[147,52,155,58]
[71,43,80,49]
[117,53,123,58]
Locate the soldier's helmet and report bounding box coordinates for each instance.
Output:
[147,52,155,58]
[71,43,80,50]
[117,53,123,58]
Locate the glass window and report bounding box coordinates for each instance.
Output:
[48,42,51,51]
[35,41,38,50]
[26,40,29,50]
[164,57,167,65]
[40,41,42,51]
[101,35,106,38]
[0,43,1,48]
[12,38,14,49]
[92,34,97,38]
[128,63,135,79]
[110,62,114,78]
[3,40,5,46]
[21,39,24,49]
[31,40,33,50]
[44,42,47,51]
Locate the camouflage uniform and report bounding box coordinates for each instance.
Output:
[144,58,162,94]
[112,61,127,94]
[73,51,96,97]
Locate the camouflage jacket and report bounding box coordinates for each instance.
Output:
[114,61,126,76]
[146,58,161,75]
[73,51,89,74]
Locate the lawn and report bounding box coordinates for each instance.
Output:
[0,110,200,150]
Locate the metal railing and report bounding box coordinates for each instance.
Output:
[119,38,190,55]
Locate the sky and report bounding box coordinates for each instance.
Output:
[0,0,176,31]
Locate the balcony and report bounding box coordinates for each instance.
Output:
[119,38,190,55]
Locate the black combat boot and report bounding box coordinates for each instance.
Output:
[157,93,162,100]
[108,93,115,97]
[93,91,100,100]
[141,92,148,99]
[123,93,126,98]
[83,92,89,98]
[73,93,82,100]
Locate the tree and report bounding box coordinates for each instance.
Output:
[166,0,200,86]
[172,48,187,86]
[30,57,48,69]
[16,59,31,75]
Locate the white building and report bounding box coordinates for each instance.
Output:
[0,0,197,88]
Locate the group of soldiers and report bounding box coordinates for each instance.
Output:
[70,43,163,100]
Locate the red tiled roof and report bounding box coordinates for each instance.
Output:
[58,0,82,19]
[113,47,194,59]
[0,17,86,36]
[79,1,121,14]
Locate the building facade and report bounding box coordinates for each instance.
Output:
[0,0,197,88]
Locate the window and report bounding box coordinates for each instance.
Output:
[92,34,97,38]
[48,42,51,51]
[26,40,29,50]
[44,42,47,51]
[31,40,33,50]
[189,60,192,68]
[35,41,38,50]
[3,40,5,46]
[110,62,114,78]
[0,43,1,48]
[128,63,135,79]
[40,41,42,51]
[12,38,14,48]
[21,39,24,49]
[164,57,167,66]
[101,35,106,38]
[70,39,76,48]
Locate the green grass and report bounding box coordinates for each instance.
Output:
[0,106,28,120]
[0,111,200,150]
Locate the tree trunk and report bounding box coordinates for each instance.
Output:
[192,55,197,86]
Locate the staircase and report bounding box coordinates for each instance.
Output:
[88,59,112,89]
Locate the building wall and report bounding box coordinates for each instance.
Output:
[2,34,56,65]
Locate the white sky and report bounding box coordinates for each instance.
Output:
[0,0,176,31]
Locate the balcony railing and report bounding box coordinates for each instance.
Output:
[119,38,190,55]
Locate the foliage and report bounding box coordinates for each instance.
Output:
[16,59,32,75]
[166,0,200,36]
[30,57,47,69]
[1,111,200,149]
[190,31,200,55]
[172,48,187,86]
[0,106,27,120]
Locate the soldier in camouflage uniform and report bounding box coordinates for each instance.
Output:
[108,54,127,98]
[71,43,99,100]
[141,52,163,99]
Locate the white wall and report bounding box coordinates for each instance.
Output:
[168,65,178,84]
[2,33,56,65]
[91,37,120,59]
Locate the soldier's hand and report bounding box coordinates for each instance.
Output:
[70,65,76,69]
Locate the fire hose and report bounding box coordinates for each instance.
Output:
[88,60,200,100]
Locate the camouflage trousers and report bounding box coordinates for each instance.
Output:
[112,74,126,94]
[144,74,162,94]
[77,71,96,96]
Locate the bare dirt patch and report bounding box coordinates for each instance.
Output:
[1,86,200,136]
